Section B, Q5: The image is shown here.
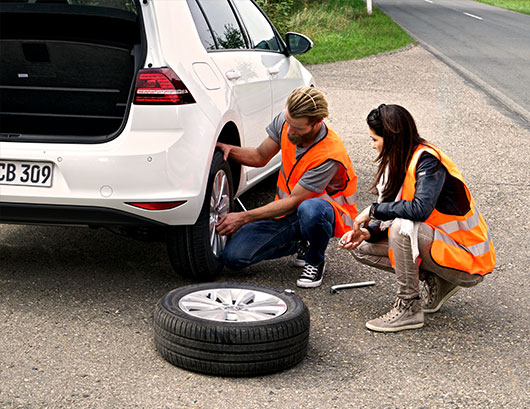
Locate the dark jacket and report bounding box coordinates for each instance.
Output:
[366,152,471,242]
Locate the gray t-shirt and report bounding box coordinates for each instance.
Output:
[266,111,347,194]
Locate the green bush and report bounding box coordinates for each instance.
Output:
[258,0,413,64]
[255,0,294,35]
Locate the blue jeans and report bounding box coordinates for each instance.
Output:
[222,198,335,270]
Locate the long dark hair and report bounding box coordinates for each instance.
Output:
[367,104,430,201]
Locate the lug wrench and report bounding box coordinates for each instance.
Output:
[330,281,375,294]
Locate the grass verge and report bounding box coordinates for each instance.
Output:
[288,0,413,65]
[474,0,530,15]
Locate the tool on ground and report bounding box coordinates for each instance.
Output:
[330,281,376,294]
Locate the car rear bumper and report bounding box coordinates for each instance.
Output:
[0,105,216,226]
[0,202,166,227]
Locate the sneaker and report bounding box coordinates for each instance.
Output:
[365,298,424,332]
[291,240,308,268]
[421,273,461,313]
[296,261,325,288]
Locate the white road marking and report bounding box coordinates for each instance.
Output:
[424,0,433,3]
[463,12,483,20]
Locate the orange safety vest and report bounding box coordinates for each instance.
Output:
[274,122,358,237]
[389,145,495,275]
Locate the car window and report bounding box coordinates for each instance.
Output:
[70,0,136,12]
[0,0,137,13]
[234,0,282,52]
[187,0,216,50]
[196,0,247,50]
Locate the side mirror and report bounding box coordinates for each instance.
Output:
[285,32,313,56]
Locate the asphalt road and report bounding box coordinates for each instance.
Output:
[1,45,529,408]
[375,0,530,124]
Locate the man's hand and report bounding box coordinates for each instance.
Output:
[216,180,314,237]
[216,212,249,236]
[216,138,279,167]
[216,142,232,161]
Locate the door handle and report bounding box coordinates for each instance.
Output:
[225,70,242,81]
[268,67,280,75]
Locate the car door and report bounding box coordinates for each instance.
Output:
[195,0,273,173]
[230,0,287,181]
[233,0,312,180]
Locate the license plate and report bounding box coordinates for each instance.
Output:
[0,160,53,187]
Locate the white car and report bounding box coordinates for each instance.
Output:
[0,0,314,279]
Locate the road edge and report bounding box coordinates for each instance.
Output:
[398,28,530,127]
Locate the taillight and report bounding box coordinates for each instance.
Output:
[133,68,195,105]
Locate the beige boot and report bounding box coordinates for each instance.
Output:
[421,273,461,313]
[366,298,424,332]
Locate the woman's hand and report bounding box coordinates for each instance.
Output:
[352,205,372,234]
[338,227,370,250]
[339,205,373,250]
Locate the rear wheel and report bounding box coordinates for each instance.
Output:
[166,151,233,280]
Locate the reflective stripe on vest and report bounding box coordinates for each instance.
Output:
[274,122,358,237]
[390,145,495,275]
[437,207,480,234]
[434,228,492,258]
[319,192,357,228]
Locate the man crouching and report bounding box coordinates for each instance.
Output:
[216,87,357,288]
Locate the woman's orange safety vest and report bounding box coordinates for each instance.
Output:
[274,122,358,237]
[389,144,495,275]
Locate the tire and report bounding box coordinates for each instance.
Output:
[153,282,310,377]
[166,150,233,280]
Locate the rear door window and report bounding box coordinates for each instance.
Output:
[196,0,247,50]
[187,0,216,50]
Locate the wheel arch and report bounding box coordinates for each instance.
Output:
[216,121,243,195]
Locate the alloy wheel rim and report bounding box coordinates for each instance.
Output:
[209,169,230,257]
[178,288,288,322]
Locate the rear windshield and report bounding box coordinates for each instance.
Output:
[0,0,137,14]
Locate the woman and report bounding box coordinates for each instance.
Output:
[339,104,495,332]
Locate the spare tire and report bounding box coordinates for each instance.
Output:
[153,282,310,377]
